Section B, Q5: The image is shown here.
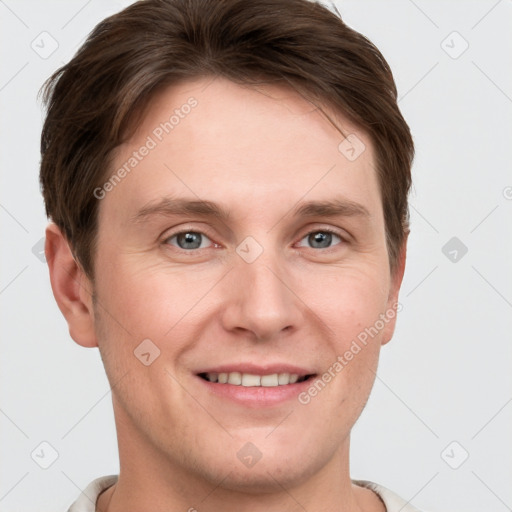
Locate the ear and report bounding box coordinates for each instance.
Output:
[45,223,98,348]
[381,236,408,346]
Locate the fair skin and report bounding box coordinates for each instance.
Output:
[46,77,406,512]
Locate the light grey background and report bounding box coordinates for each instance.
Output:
[1,1,511,511]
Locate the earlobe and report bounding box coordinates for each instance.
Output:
[45,223,98,348]
[381,237,408,346]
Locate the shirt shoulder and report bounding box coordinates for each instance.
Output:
[67,475,118,512]
[352,479,432,512]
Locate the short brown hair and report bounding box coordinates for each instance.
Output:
[40,0,414,278]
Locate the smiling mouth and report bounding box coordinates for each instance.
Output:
[198,372,316,387]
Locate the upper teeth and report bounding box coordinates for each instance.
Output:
[205,372,301,386]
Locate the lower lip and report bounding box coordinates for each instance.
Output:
[196,376,316,407]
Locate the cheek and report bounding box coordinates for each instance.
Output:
[295,272,387,422]
[94,254,191,333]
[92,257,221,379]
[95,245,391,343]
[301,264,390,342]
[299,264,389,398]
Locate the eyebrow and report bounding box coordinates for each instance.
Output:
[132,196,370,223]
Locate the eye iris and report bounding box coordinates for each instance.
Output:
[309,231,332,249]
[173,231,335,250]
[177,232,202,249]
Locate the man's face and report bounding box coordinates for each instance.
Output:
[89,77,402,490]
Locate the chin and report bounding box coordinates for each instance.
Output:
[205,456,318,495]
[189,434,329,495]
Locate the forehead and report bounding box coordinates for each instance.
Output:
[103,76,381,226]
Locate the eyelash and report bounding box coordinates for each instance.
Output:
[162,227,347,253]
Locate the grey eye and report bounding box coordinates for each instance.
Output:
[167,231,211,250]
[297,231,342,249]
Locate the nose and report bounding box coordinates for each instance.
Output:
[220,252,304,341]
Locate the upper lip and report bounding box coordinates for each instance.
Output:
[195,363,316,376]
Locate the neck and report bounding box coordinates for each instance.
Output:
[97,406,384,512]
